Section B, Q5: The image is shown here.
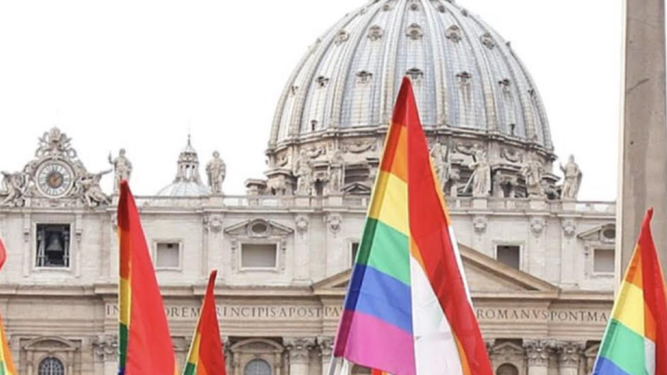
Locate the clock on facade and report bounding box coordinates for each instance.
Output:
[36,161,75,198]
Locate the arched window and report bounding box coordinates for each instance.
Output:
[244,359,271,375]
[496,363,519,375]
[38,357,65,375]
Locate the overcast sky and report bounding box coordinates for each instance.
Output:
[0,0,622,200]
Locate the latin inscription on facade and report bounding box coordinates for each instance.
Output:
[105,303,608,325]
[476,307,609,324]
[105,303,342,320]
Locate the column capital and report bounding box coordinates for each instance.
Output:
[317,336,334,358]
[284,337,316,364]
[523,340,554,367]
[555,341,584,369]
[92,334,118,362]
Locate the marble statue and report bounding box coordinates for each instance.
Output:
[560,155,582,200]
[108,149,132,193]
[521,158,545,197]
[206,151,226,194]
[295,151,314,195]
[77,170,112,207]
[0,172,28,207]
[468,149,492,197]
[430,141,450,192]
[326,150,345,195]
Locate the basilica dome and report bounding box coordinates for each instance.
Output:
[269,0,552,148]
[264,0,558,197]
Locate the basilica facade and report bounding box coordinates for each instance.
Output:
[0,1,615,375]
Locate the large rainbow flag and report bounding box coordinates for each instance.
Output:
[593,208,667,375]
[0,239,16,375]
[332,77,492,375]
[183,270,227,375]
[118,181,178,375]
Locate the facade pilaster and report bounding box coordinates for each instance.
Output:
[524,340,552,375]
[317,336,334,375]
[284,337,315,375]
[556,341,583,375]
[92,335,118,375]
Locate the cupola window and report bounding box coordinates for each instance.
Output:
[406,24,424,40]
[446,25,462,43]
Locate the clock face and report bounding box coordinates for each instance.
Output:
[36,162,74,198]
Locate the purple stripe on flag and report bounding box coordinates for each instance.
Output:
[592,357,632,375]
[335,310,415,375]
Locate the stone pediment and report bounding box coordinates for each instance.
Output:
[224,219,294,238]
[342,182,372,195]
[313,244,559,297]
[577,224,616,243]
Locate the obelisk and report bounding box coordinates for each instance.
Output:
[618,0,667,275]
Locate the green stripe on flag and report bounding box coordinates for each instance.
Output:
[183,362,196,375]
[356,218,410,285]
[599,319,646,375]
[119,323,128,369]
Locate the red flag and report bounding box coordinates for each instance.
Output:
[118,181,177,375]
[183,270,226,375]
[0,238,16,375]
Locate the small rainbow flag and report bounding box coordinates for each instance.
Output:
[118,181,177,375]
[0,239,16,375]
[332,77,492,375]
[183,270,227,375]
[593,208,667,375]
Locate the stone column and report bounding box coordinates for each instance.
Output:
[524,340,552,375]
[618,0,667,274]
[284,337,315,375]
[318,336,334,375]
[555,341,582,375]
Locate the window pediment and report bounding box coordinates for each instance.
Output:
[224,219,294,239]
[577,224,616,244]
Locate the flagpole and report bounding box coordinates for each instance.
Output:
[327,356,340,375]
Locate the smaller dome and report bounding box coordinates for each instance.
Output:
[156,181,210,197]
[157,136,210,197]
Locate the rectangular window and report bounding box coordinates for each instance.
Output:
[156,242,180,269]
[241,243,277,269]
[36,224,71,268]
[496,245,521,270]
[351,242,360,267]
[594,248,615,274]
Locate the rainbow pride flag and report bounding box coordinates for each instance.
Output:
[593,208,667,375]
[332,77,492,375]
[0,239,16,375]
[118,181,178,375]
[183,270,226,375]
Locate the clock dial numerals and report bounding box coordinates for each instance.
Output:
[37,163,74,198]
